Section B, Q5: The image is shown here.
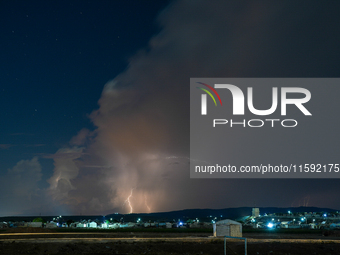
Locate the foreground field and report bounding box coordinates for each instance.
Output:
[0,228,340,255]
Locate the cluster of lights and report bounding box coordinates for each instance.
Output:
[53,215,62,225]
[255,211,332,229]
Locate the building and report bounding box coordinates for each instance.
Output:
[87,222,97,228]
[252,208,260,218]
[76,222,86,228]
[27,222,42,228]
[213,219,242,237]
[46,222,58,228]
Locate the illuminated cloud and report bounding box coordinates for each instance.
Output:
[70,128,92,146]
[48,147,84,202]
[44,0,340,214]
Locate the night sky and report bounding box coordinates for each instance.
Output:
[1,0,340,216]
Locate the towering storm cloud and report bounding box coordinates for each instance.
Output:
[45,0,340,214]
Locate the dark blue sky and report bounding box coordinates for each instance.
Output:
[1,0,340,216]
[0,0,169,170]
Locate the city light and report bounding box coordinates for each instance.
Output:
[267,223,274,228]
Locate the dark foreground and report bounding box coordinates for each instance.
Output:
[1,228,340,255]
[1,239,340,255]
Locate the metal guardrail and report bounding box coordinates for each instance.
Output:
[224,236,247,255]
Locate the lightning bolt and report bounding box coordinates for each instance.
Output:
[123,188,134,214]
[144,194,151,213]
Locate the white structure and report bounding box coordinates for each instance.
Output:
[213,219,242,237]
[280,221,289,228]
[46,222,58,228]
[127,222,136,228]
[27,222,43,228]
[252,208,260,218]
[87,222,97,228]
[76,223,86,228]
[309,223,317,229]
[110,223,120,229]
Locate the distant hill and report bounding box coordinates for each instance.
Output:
[110,206,339,222]
[1,206,338,223]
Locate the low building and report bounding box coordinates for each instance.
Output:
[330,223,340,229]
[287,224,301,229]
[213,219,242,237]
[46,222,58,228]
[309,223,318,229]
[0,222,7,228]
[126,222,136,228]
[87,222,97,228]
[110,223,120,229]
[77,222,88,228]
[27,222,42,228]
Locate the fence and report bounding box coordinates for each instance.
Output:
[224,235,247,255]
